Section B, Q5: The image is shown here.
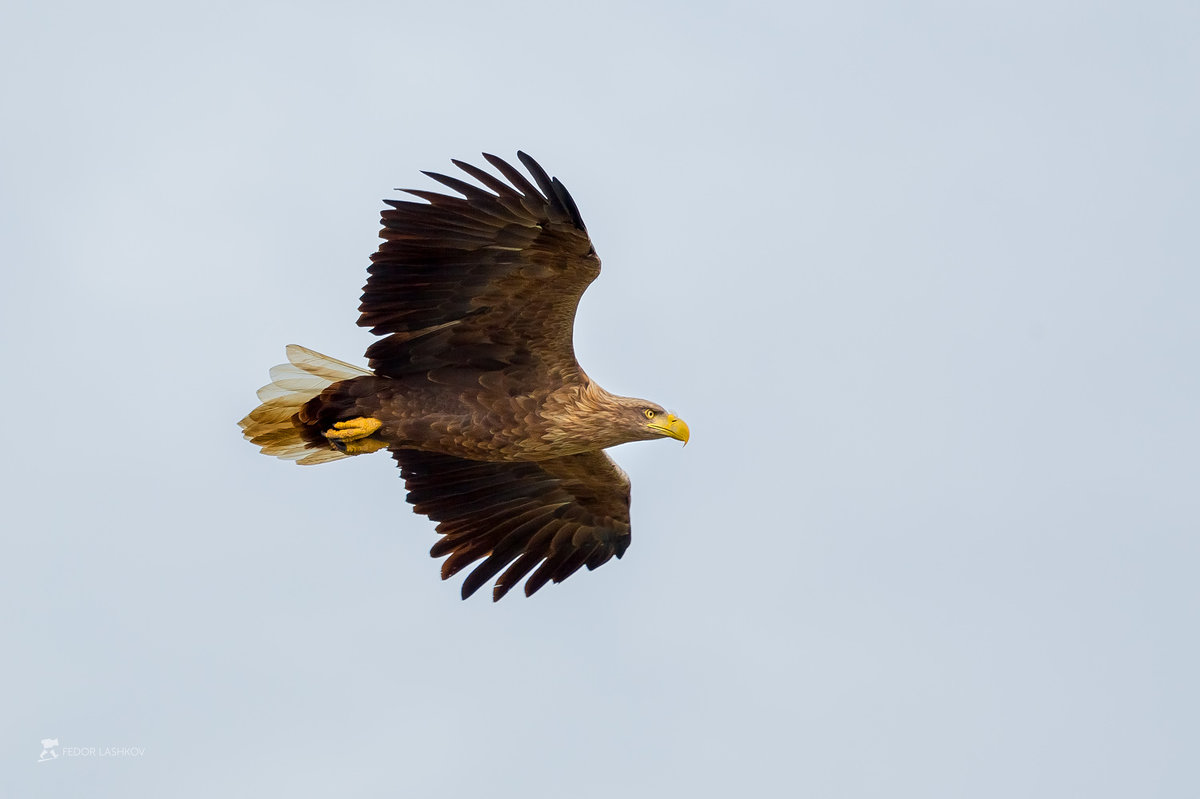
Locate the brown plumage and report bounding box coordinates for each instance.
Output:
[239,152,688,600]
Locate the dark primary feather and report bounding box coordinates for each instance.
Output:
[393,450,632,600]
[359,152,600,379]
[514,151,588,232]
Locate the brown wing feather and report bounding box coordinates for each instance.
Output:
[393,449,632,600]
[360,152,600,379]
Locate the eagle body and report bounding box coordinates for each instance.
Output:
[303,372,666,461]
[240,152,688,600]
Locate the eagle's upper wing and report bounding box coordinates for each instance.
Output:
[360,152,599,379]
[392,449,632,600]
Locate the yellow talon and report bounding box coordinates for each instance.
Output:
[324,417,383,442]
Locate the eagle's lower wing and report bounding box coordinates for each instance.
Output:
[392,449,632,600]
[360,152,599,380]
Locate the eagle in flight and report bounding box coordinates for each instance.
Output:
[240,152,689,600]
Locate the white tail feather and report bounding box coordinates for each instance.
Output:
[239,345,372,465]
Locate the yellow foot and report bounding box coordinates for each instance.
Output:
[324,417,383,441]
[323,417,383,453]
[339,437,388,455]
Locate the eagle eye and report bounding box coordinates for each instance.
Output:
[644,409,656,419]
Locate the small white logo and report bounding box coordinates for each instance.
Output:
[38,738,59,763]
[37,737,146,763]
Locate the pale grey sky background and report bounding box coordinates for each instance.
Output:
[3,1,1197,796]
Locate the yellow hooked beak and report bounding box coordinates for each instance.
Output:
[648,413,690,445]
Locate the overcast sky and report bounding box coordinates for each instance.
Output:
[3,1,1197,797]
